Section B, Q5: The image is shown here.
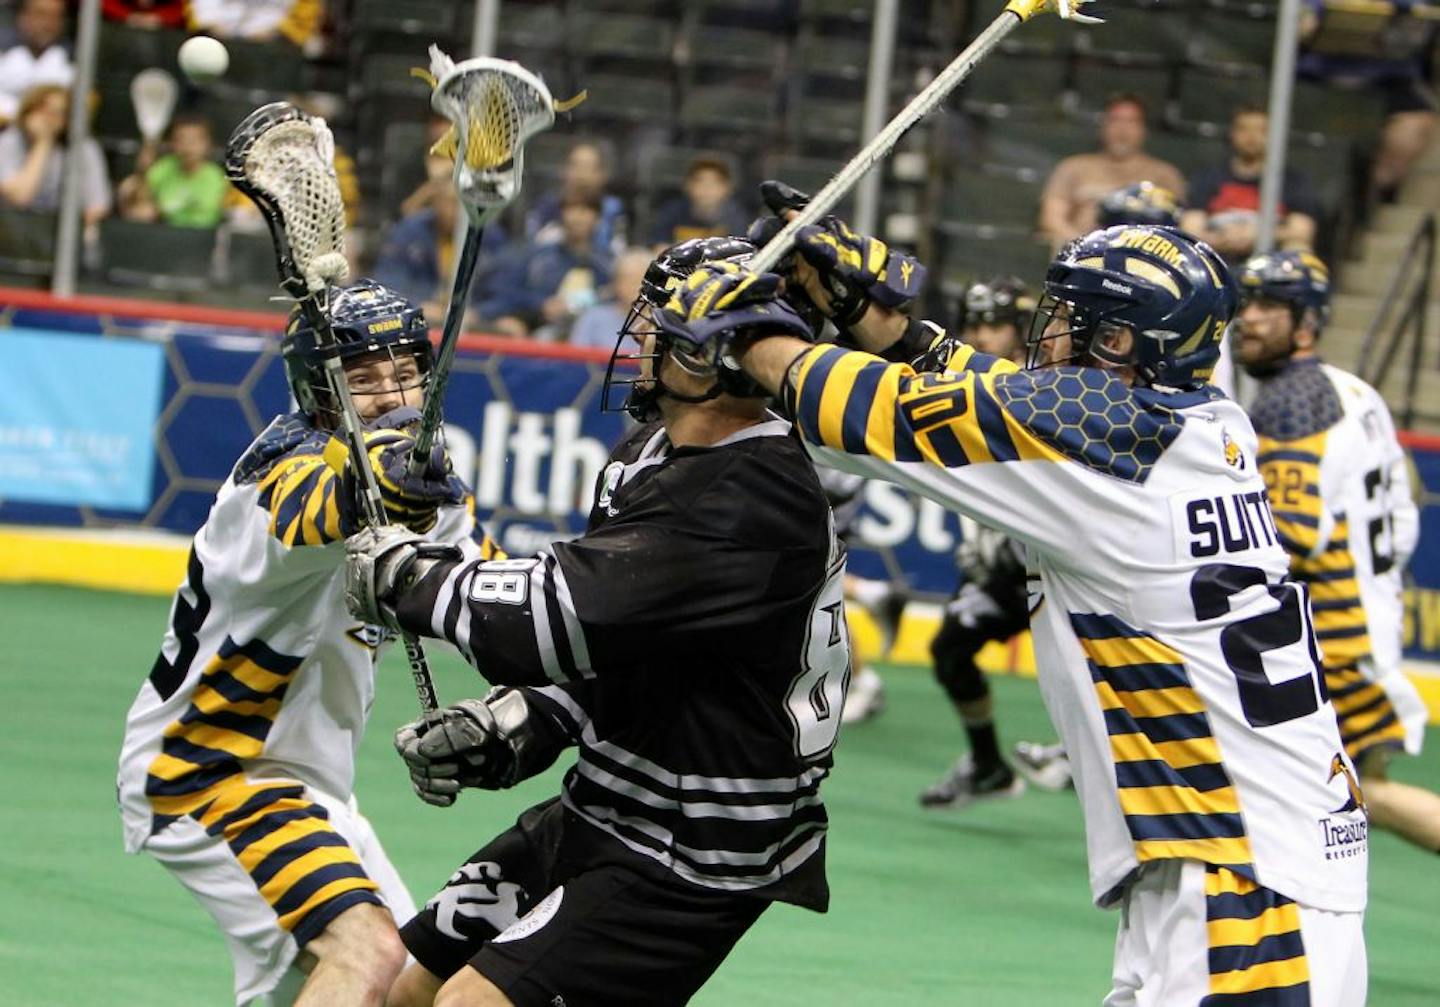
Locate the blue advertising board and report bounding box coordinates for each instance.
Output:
[0,328,165,510]
[0,289,1436,661]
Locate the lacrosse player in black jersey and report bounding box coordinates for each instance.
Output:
[344,237,850,1007]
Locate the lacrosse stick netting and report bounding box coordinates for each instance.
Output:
[224,102,349,294]
[224,102,442,713]
[404,51,576,474]
[422,49,575,226]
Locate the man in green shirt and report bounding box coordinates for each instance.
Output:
[118,114,227,228]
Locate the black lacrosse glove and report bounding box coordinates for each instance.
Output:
[393,689,568,806]
[746,180,825,329]
[332,407,464,535]
[653,262,817,383]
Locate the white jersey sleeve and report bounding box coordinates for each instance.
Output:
[788,342,1367,913]
[117,415,497,852]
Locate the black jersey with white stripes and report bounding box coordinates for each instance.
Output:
[394,418,849,911]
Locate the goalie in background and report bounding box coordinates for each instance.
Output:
[116,281,500,1007]
[344,237,850,1007]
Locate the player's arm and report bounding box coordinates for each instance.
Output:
[344,516,791,687]
[1256,431,1333,560]
[255,409,463,547]
[1372,396,1421,567]
[391,682,587,806]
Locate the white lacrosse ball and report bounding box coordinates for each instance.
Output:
[178,36,229,83]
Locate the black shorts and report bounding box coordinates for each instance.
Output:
[1381,75,1438,116]
[401,798,769,1007]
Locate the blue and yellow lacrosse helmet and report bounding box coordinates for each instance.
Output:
[1028,225,1238,389]
[1096,181,1182,229]
[1236,250,1331,335]
[282,279,432,423]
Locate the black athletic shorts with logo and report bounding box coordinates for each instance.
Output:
[401,798,769,1007]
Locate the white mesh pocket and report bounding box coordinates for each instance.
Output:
[241,118,349,290]
[428,52,559,224]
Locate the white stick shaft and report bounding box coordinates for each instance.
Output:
[749,9,1023,275]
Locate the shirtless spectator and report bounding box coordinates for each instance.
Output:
[1039,93,1185,250]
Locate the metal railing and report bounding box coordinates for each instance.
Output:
[1355,211,1436,429]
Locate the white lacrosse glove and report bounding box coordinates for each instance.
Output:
[345,525,456,630]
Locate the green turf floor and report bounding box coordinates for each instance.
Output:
[1,583,1437,1005]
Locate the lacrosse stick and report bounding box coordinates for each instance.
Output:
[406,48,571,481]
[131,68,178,144]
[748,0,1101,275]
[224,101,442,713]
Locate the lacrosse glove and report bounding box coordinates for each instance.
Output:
[329,407,465,534]
[393,689,569,806]
[794,216,928,328]
[344,524,460,630]
[652,262,817,378]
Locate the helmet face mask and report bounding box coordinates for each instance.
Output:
[1025,294,1135,372]
[282,279,433,427]
[1025,225,1236,389]
[600,236,768,422]
[1234,251,1330,377]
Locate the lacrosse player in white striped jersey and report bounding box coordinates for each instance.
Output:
[117,282,499,1006]
[679,217,1367,1005]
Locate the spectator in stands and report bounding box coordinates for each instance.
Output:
[117,114,227,228]
[648,154,751,246]
[1038,93,1185,251]
[0,83,110,225]
[568,246,652,348]
[1180,104,1320,260]
[372,181,508,325]
[101,0,186,29]
[188,0,321,47]
[476,191,612,339]
[0,0,71,126]
[1299,0,1438,203]
[525,138,626,256]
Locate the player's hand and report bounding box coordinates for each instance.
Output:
[793,217,927,328]
[332,407,463,534]
[393,698,519,806]
[653,261,817,372]
[344,524,427,629]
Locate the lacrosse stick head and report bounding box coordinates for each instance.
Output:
[130,68,178,143]
[225,101,349,299]
[427,49,558,228]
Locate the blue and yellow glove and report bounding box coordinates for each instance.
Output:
[747,179,927,329]
[795,217,927,327]
[328,407,465,535]
[653,261,816,385]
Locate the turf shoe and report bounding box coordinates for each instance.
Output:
[1012,741,1073,792]
[919,755,1026,810]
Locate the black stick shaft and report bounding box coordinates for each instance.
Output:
[408,224,486,478]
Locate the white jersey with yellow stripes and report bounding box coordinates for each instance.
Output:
[1251,358,1419,677]
[117,414,492,853]
[788,341,1367,913]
